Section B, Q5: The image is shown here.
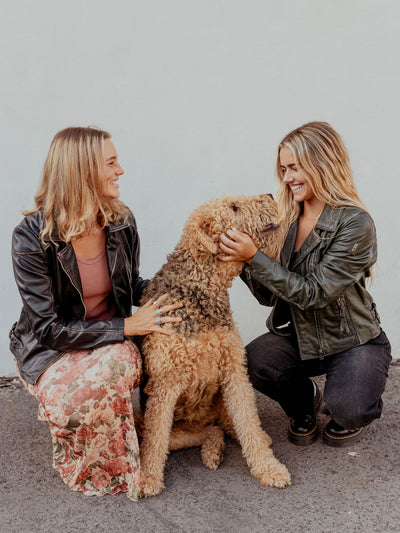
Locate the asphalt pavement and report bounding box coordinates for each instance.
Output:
[1,363,399,533]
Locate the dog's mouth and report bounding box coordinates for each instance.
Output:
[257,223,280,234]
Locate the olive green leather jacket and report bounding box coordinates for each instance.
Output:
[241,204,381,360]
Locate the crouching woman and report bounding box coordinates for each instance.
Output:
[10,126,182,500]
[219,121,392,448]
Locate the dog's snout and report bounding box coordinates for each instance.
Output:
[258,223,280,233]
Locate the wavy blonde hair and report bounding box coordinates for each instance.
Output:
[275,121,366,235]
[25,126,129,242]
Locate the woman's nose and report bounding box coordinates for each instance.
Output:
[283,171,293,183]
[117,164,124,176]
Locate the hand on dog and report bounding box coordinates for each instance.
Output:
[218,229,258,263]
[124,293,183,337]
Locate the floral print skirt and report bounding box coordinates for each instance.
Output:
[21,340,142,501]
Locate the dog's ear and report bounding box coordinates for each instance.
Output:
[195,222,219,255]
[183,210,221,257]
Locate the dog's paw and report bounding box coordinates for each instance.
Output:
[201,446,224,470]
[201,426,225,470]
[251,460,291,488]
[139,472,165,498]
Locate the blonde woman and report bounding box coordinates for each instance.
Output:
[219,122,391,447]
[10,127,182,500]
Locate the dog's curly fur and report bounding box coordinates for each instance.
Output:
[139,194,291,497]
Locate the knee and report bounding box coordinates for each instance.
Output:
[246,348,272,389]
[246,347,288,392]
[324,392,382,429]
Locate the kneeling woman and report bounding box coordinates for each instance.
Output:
[10,127,182,500]
[219,121,391,447]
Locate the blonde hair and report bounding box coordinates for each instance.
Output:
[25,126,129,242]
[275,121,366,235]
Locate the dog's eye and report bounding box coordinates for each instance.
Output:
[230,204,238,212]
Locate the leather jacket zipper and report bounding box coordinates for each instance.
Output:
[108,238,123,311]
[337,297,351,334]
[314,310,325,360]
[244,267,254,292]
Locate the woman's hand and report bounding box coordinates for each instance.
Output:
[219,229,258,263]
[124,293,183,337]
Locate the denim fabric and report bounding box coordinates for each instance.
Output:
[246,330,392,429]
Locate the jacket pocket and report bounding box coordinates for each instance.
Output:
[336,297,351,335]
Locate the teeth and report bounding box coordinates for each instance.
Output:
[292,185,303,191]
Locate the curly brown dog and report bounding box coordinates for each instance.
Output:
[139,194,291,497]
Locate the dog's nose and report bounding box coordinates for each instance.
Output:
[260,193,274,200]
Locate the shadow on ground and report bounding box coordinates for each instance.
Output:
[1,363,399,533]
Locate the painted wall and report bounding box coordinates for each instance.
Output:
[1,0,399,376]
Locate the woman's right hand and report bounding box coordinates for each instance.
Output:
[123,293,183,337]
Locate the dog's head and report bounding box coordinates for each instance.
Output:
[180,194,283,261]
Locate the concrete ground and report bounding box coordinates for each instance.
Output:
[1,363,399,533]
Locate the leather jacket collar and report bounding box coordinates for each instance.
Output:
[281,204,343,270]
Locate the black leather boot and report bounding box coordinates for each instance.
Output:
[288,383,322,446]
[323,419,366,448]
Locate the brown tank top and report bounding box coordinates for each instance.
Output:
[75,249,115,320]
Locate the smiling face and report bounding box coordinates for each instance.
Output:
[279,145,315,204]
[101,139,124,201]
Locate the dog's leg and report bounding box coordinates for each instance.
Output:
[139,383,181,497]
[169,425,225,470]
[221,361,291,488]
[200,425,225,470]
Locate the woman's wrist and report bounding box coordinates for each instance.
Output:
[245,246,258,263]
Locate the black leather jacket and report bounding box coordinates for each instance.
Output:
[241,204,382,360]
[10,209,147,384]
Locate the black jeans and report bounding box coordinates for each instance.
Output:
[246,330,392,429]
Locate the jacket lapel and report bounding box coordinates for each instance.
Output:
[289,204,343,270]
[280,221,297,267]
[57,242,84,295]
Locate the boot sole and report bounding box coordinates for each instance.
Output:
[322,426,365,448]
[288,424,319,446]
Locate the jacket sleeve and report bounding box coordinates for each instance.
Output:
[239,267,275,307]
[12,224,126,352]
[246,210,377,311]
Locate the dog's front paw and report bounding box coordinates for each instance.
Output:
[251,459,291,488]
[139,472,165,498]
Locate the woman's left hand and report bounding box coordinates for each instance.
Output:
[218,229,258,263]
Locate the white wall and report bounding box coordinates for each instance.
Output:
[1,0,399,376]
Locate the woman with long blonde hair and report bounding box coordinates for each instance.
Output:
[10,126,182,500]
[219,121,391,447]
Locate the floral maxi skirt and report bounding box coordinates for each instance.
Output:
[22,340,142,501]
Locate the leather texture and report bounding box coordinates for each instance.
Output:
[241,204,381,360]
[10,209,147,384]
